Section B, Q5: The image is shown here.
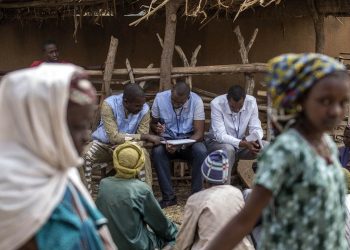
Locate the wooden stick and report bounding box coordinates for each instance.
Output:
[247,29,259,52]
[129,0,171,26]
[174,44,192,87]
[139,64,154,89]
[86,63,268,76]
[125,58,135,84]
[190,45,202,67]
[234,25,258,95]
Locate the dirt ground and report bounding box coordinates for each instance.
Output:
[91,169,245,226]
[91,171,190,225]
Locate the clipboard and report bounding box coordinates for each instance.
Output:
[160,139,196,145]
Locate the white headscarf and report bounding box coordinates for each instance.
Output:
[0,64,95,250]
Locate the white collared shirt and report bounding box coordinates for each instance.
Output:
[209,94,263,148]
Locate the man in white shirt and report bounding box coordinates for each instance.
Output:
[206,85,264,184]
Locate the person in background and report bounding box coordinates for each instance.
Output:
[174,150,254,250]
[339,125,350,170]
[205,53,350,250]
[151,80,207,208]
[205,85,265,184]
[0,64,116,250]
[84,83,160,193]
[30,40,65,67]
[96,142,178,250]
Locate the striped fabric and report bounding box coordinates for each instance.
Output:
[201,150,229,184]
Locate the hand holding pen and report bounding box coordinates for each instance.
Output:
[155,118,166,135]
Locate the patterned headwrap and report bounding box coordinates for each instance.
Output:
[266,53,346,113]
[113,142,145,179]
[201,150,229,185]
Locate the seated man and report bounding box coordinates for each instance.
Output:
[174,150,255,250]
[206,85,264,184]
[83,83,160,192]
[151,81,207,208]
[339,125,350,170]
[96,142,178,250]
[30,40,65,67]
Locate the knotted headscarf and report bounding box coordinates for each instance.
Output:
[113,142,145,179]
[266,53,346,113]
[0,63,98,250]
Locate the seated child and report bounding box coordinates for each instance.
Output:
[95,142,178,250]
[174,150,255,250]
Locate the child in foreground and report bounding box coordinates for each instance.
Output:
[205,53,350,250]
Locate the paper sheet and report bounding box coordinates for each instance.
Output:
[160,139,196,145]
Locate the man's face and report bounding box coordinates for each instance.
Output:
[228,97,244,113]
[124,96,146,114]
[44,44,59,62]
[67,103,95,156]
[171,91,189,109]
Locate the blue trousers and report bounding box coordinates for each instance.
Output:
[152,142,207,201]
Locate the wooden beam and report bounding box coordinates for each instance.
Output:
[86,63,268,76]
[121,74,188,85]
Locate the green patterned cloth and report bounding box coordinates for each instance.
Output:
[255,129,347,250]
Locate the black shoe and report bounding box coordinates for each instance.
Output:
[159,197,177,209]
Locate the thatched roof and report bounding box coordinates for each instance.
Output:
[0,0,120,21]
[1,0,350,23]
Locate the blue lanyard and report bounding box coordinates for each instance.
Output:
[173,107,184,136]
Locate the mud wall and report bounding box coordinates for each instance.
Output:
[0,15,349,94]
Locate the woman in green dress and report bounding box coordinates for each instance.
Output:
[205,53,350,250]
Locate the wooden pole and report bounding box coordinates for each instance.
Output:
[102,36,118,97]
[92,36,118,130]
[234,26,259,95]
[159,0,184,90]
[307,0,325,53]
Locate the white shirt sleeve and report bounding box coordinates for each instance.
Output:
[211,101,241,148]
[151,95,160,118]
[247,98,263,139]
